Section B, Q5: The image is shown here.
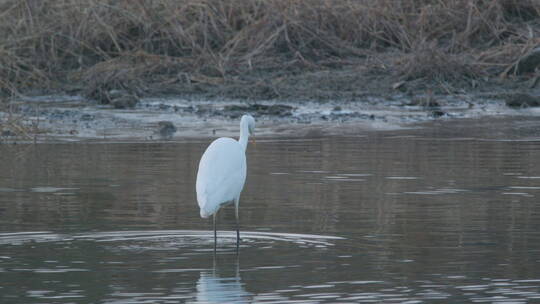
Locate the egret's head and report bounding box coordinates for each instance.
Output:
[241,114,255,136]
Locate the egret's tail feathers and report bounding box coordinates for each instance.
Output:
[200,208,212,219]
[197,193,212,218]
[198,196,232,218]
[198,198,216,218]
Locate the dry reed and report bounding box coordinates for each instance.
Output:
[0,0,538,97]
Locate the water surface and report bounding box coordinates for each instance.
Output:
[1,117,540,303]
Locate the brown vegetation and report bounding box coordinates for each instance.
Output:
[0,0,539,99]
[0,102,41,140]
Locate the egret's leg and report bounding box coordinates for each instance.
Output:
[213,213,217,250]
[235,198,240,248]
[236,222,240,250]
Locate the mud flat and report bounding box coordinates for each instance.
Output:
[2,87,540,142]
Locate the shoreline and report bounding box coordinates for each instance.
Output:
[2,87,540,143]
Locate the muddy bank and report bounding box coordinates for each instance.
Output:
[50,49,540,105]
[138,59,538,104]
[2,80,540,142]
[3,51,540,142]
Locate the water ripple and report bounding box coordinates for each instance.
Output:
[0,230,345,248]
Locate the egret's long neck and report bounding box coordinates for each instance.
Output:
[238,122,250,152]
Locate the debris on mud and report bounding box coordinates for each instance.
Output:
[112,94,139,109]
[405,91,440,108]
[320,112,376,121]
[84,87,140,109]
[223,104,294,118]
[80,114,94,121]
[431,110,446,118]
[156,121,177,139]
[505,93,540,108]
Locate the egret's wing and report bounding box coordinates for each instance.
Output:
[196,138,247,216]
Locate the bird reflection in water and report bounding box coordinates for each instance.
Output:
[194,252,251,303]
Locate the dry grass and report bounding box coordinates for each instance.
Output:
[0,102,40,141]
[0,0,539,97]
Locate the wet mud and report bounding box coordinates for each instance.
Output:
[1,68,540,141]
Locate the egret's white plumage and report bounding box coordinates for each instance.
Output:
[196,114,255,246]
[196,137,247,218]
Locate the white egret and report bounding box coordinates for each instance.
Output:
[196,114,255,248]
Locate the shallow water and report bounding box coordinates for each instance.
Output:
[1,117,540,303]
